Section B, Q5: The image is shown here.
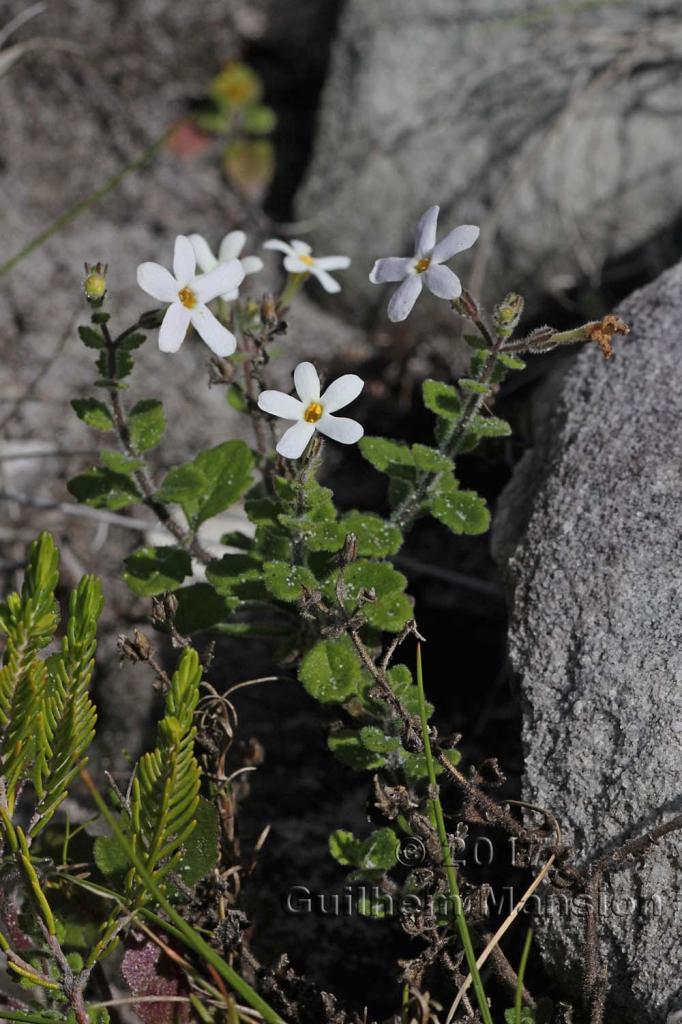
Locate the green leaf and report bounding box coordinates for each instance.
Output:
[327,730,386,769]
[458,377,491,395]
[463,332,488,350]
[243,104,277,135]
[205,553,262,596]
[175,797,219,886]
[361,828,398,870]
[299,637,362,703]
[172,584,236,634]
[341,511,402,557]
[123,546,192,596]
[227,383,248,413]
[78,325,104,349]
[67,468,141,510]
[94,831,130,877]
[422,379,461,419]
[156,465,208,522]
[71,398,114,431]
[504,1010,536,1024]
[119,332,146,352]
[498,353,526,370]
[365,590,413,632]
[128,399,166,453]
[359,726,401,754]
[100,450,143,475]
[263,562,316,603]
[359,436,415,476]
[329,829,364,867]
[192,441,254,526]
[430,477,490,536]
[469,414,512,438]
[411,444,452,472]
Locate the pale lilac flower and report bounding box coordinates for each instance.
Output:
[258,361,364,459]
[189,231,264,301]
[137,236,245,356]
[369,206,480,322]
[263,238,350,294]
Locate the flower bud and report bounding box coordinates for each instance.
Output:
[83,262,108,305]
[493,293,525,337]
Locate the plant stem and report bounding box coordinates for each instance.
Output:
[390,303,505,533]
[514,929,533,1024]
[415,646,494,1024]
[80,768,286,1024]
[101,322,212,564]
[0,128,173,280]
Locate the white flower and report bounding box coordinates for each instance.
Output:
[188,230,264,301]
[263,238,350,294]
[369,206,480,322]
[258,361,364,459]
[137,235,245,356]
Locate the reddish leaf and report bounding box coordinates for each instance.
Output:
[121,936,192,1024]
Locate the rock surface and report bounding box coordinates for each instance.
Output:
[297,0,682,323]
[497,260,682,1019]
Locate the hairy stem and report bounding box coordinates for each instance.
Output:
[101,322,212,563]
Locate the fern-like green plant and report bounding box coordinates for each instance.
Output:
[0,532,102,828]
[127,645,202,891]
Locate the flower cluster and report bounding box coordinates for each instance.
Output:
[136,206,481,458]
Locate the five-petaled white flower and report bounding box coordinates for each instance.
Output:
[137,235,245,356]
[189,231,264,302]
[369,206,480,322]
[258,361,364,459]
[263,239,350,294]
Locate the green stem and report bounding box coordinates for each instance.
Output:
[514,929,533,1024]
[0,128,173,280]
[415,646,493,1024]
[80,769,286,1024]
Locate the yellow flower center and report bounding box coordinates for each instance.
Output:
[415,256,431,274]
[178,286,198,309]
[299,254,315,267]
[303,401,324,423]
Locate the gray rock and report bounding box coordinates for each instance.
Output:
[497,260,682,1019]
[297,0,682,324]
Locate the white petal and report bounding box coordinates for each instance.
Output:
[431,224,480,264]
[221,289,239,302]
[310,266,341,293]
[320,374,364,413]
[284,254,312,275]
[188,234,217,273]
[414,205,439,255]
[290,239,312,255]
[294,361,320,403]
[190,305,237,356]
[315,255,351,271]
[173,235,196,285]
[159,302,191,353]
[263,238,294,255]
[194,260,245,303]
[241,255,264,276]
[219,230,246,260]
[277,420,316,460]
[316,415,364,446]
[387,275,422,322]
[424,264,462,300]
[369,257,412,284]
[257,390,304,420]
[137,262,179,302]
